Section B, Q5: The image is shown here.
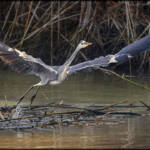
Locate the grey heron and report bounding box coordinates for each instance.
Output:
[0,40,92,105]
[0,34,150,106]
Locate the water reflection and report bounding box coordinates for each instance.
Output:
[0,70,150,105]
[0,117,150,148]
[0,71,150,148]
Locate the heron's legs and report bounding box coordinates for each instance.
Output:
[30,86,40,106]
[16,85,34,106]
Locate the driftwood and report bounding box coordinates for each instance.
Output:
[0,100,149,130]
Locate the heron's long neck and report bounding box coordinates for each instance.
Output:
[56,46,80,83]
[63,46,80,68]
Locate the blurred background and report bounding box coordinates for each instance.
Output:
[0,1,150,74]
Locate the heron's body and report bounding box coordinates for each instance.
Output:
[0,35,150,105]
[48,67,67,85]
[0,40,92,105]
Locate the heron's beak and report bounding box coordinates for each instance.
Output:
[86,42,93,46]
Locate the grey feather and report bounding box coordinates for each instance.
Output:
[68,34,150,75]
[114,34,150,62]
[0,41,57,82]
[68,55,114,75]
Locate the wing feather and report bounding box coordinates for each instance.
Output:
[68,55,113,75]
[68,34,150,75]
[0,41,57,80]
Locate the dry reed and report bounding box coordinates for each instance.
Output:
[0,1,150,72]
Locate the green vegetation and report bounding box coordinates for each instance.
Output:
[0,1,150,73]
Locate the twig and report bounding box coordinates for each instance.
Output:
[139,101,150,111]
[99,67,150,92]
[97,100,128,111]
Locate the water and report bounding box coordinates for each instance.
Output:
[0,70,150,148]
[1,70,150,105]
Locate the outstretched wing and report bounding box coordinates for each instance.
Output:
[68,34,150,75]
[68,55,115,74]
[114,34,150,62]
[0,41,57,80]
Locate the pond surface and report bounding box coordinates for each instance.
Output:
[0,70,150,149]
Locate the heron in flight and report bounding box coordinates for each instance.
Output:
[0,40,92,105]
[0,34,150,106]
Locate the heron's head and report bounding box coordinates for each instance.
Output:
[77,40,92,49]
